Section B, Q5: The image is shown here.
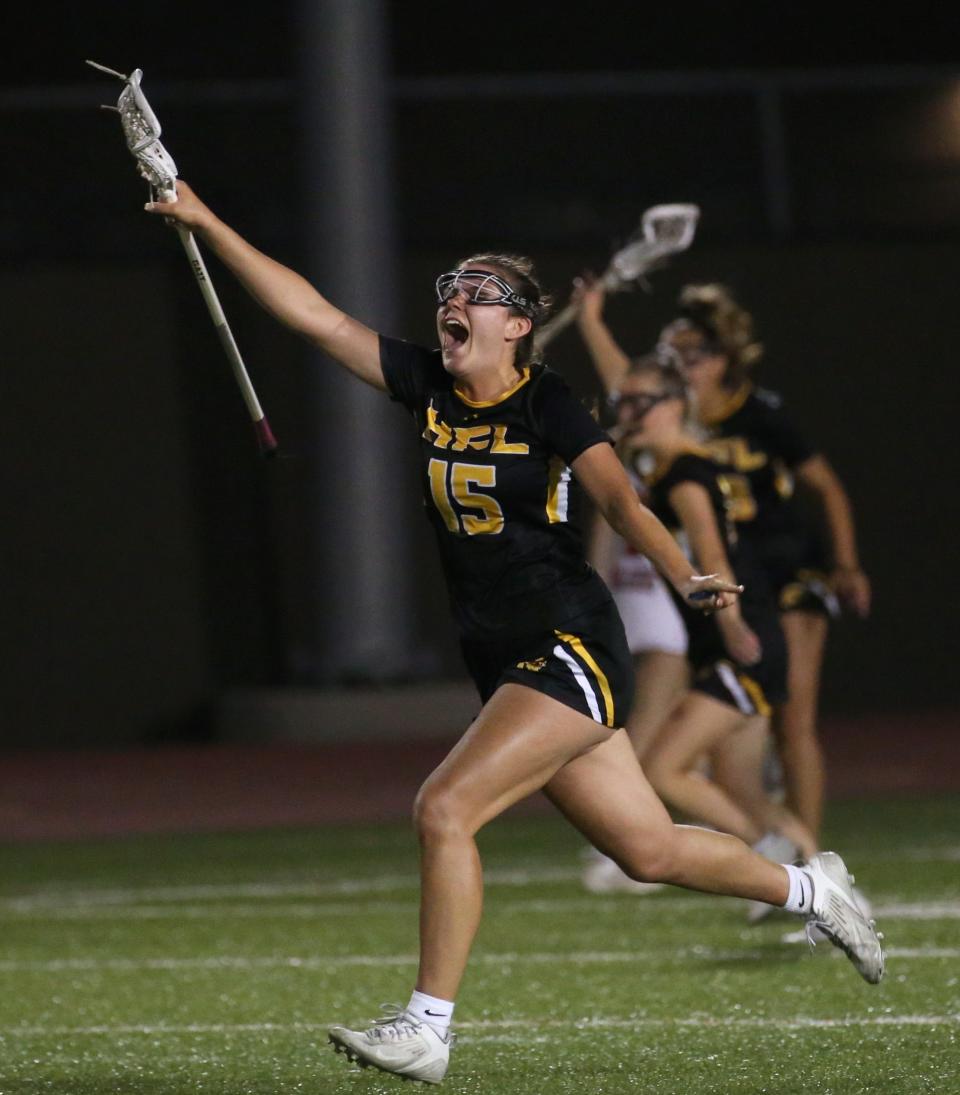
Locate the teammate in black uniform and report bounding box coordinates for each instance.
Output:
[662,285,871,841]
[617,353,817,857]
[146,186,883,1084]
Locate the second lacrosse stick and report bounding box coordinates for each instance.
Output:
[535,203,700,351]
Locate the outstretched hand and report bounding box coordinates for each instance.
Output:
[679,573,743,613]
[144,180,215,232]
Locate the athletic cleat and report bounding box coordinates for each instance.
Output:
[746,833,802,923]
[329,1005,454,1084]
[582,849,663,895]
[803,852,885,984]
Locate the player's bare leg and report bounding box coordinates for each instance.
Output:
[545,729,789,901]
[582,650,689,895]
[642,692,765,845]
[545,731,883,982]
[776,611,829,837]
[413,684,611,1000]
[624,650,689,761]
[712,715,818,858]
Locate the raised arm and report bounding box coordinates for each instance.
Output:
[795,454,871,617]
[145,181,385,390]
[571,442,741,611]
[570,277,632,395]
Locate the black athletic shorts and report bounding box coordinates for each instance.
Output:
[686,601,788,717]
[755,534,839,619]
[778,567,840,619]
[460,596,634,729]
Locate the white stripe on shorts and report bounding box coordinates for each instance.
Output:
[715,661,755,715]
[553,644,603,723]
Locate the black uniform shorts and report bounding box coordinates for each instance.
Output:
[460,596,634,729]
[778,567,840,619]
[687,601,788,717]
[758,534,839,619]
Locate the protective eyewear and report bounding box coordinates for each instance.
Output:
[435,269,535,317]
[610,391,673,419]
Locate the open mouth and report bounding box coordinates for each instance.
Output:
[441,316,469,348]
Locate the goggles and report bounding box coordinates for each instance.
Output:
[609,391,673,420]
[435,269,536,317]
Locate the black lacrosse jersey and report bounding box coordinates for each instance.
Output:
[647,449,782,673]
[699,384,823,581]
[380,336,612,640]
[647,449,772,608]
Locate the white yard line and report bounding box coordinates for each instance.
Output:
[3,847,959,911]
[0,866,581,911]
[0,1014,956,1039]
[0,944,955,975]
[1,895,956,921]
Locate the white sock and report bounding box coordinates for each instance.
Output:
[781,863,814,915]
[406,989,455,1034]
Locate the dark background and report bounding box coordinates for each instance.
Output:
[4,5,959,746]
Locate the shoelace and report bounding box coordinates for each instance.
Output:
[363,1004,457,1047]
[365,1004,423,1041]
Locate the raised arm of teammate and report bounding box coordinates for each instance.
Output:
[570,275,632,394]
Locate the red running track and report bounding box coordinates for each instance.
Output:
[0,709,956,843]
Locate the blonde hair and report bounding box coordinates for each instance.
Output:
[675,283,764,389]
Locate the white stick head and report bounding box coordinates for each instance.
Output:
[606,203,701,288]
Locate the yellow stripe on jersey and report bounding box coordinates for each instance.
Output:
[554,630,615,727]
[545,457,570,524]
[737,671,772,718]
[454,368,531,407]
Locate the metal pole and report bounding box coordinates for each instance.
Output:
[296,0,417,681]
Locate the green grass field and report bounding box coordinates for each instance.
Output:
[0,794,957,1094]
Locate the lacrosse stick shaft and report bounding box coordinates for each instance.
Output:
[174,227,277,454]
[535,269,619,351]
[534,300,581,350]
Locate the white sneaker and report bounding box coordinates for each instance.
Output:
[803,852,885,984]
[746,833,802,924]
[582,849,663,895]
[329,1005,454,1084]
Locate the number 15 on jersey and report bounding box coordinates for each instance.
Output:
[428,459,504,536]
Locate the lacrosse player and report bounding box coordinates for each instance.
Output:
[662,284,871,844]
[609,351,818,860]
[146,185,884,1084]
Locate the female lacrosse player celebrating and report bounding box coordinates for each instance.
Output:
[147,185,883,1084]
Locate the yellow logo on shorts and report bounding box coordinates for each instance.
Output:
[516,657,547,672]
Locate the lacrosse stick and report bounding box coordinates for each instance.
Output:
[87,60,278,456]
[534,203,700,351]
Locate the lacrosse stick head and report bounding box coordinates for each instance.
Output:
[606,203,700,290]
[641,203,700,251]
[88,61,179,198]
